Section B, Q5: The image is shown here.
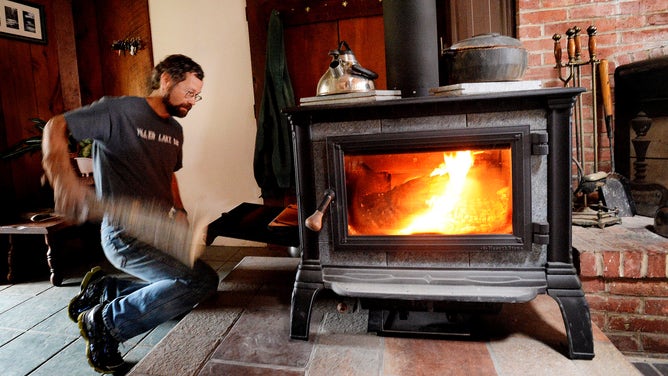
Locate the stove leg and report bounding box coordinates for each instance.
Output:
[290,259,324,340]
[548,293,595,359]
[290,284,322,340]
[547,261,595,359]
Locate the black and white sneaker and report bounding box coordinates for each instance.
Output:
[78,304,124,373]
[68,266,107,322]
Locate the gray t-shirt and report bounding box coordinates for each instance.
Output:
[65,96,183,209]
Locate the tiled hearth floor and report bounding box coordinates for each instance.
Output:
[1,244,667,375]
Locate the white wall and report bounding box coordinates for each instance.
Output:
[148,0,263,245]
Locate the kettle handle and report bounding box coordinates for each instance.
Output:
[329,41,351,58]
[338,40,352,52]
[351,64,378,80]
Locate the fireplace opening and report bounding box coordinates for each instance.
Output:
[327,125,532,253]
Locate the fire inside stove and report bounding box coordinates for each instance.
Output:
[344,147,513,236]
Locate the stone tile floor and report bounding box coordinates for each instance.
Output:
[126,254,649,376]
[0,245,284,375]
[0,245,667,375]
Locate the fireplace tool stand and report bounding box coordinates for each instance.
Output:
[553,25,629,226]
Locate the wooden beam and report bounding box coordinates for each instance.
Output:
[53,0,82,110]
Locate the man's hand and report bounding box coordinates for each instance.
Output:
[42,115,92,224]
[52,174,95,223]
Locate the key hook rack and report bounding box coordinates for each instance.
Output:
[111,37,143,56]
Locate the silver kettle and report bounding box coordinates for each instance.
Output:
[316,41,378,96]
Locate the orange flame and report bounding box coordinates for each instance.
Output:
[399,150,511,235]
[399,151,473,234]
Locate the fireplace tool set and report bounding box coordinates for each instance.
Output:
[552,25,629,227]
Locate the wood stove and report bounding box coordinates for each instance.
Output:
[284,87,594,359]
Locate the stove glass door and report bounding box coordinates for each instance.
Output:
[326,126,533,252]
[344,147,513,236]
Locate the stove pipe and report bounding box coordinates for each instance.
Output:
[383,0,439,97]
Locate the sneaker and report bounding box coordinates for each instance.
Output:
[78,304,124,373]
[68,266,107,322]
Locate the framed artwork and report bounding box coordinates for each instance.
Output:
[0,0,46,44]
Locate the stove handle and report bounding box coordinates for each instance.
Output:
[305,189,335,232]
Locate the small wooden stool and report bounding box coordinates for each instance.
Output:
[0,217,70,286]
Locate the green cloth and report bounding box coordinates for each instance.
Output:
[253,10,296,198]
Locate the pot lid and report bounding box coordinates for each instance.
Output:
[449,33,523,50]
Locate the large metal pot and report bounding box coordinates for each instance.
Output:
[443,33,528,84]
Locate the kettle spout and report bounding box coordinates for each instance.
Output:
[328,60,344,78]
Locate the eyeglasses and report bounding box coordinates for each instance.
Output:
[184,89,202,102]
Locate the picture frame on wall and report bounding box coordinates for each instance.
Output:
[0,0,46,44]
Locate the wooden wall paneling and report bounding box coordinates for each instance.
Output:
[0,38,47,208]
[30,42,66,117]
[339,16,386,90]
[246,0,275,117]
[0,42,14,220]
[246,0,271,118]
[94,0,153,97]
[280,0,383,26]
[72,0,103,105]
[0,0,61,215]
[25,24,64,208]
[0,0,154,216]
[284,21,339,101]
[0,74,5,151]
[0,41,30,150]
[30,0,68,118]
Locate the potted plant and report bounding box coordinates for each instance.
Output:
[1,117,93,166]
[74,139,94,177]
[0,118,46,160]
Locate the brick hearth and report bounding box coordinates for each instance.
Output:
[574,215,668,357]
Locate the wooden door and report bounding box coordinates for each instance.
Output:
[438,0,516,46]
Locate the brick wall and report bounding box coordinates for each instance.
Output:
[516,0,668,357]
[517,0,668,175]
[574,217,668,356]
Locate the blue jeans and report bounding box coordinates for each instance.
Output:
[99,222,219,342]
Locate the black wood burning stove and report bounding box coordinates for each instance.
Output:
[283,87,594,360]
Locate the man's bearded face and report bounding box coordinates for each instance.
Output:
[163,83,192,118]
[162,72,202,118]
